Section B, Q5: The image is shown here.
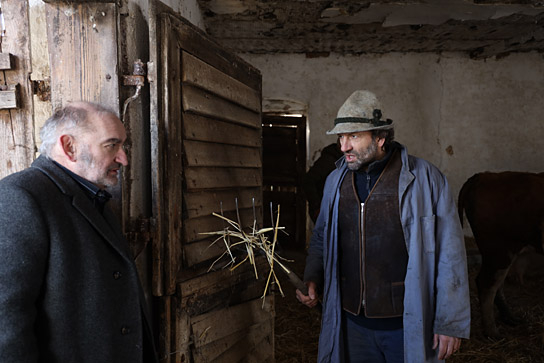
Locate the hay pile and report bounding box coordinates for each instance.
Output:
[274,250,544,362]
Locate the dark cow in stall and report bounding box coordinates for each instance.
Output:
[458,172,544,338]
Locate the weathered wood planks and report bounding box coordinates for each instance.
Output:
[0,0,35,178]
[45,2,119,110]
[151,6,268,362]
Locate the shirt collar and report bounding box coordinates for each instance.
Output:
[53,161,112,206]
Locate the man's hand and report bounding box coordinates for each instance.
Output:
[433,334,461,360]
[295,281,319,308]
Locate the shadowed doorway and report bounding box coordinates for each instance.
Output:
[262,114,307,251]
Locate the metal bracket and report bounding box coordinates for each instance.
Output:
[126,216,156,258]
[122,59,146,87]
[122,59,146,123]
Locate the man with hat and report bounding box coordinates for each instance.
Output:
[296,90,470,362]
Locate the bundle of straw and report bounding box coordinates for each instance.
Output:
[201,204,308,304]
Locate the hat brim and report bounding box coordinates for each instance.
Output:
[326,121,394,135]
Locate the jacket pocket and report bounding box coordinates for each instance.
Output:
[420,215,436,253]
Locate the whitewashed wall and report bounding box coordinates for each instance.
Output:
[241,52,544,200]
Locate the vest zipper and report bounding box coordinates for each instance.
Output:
[361,201,366,309]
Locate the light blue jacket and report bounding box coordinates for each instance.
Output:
[304,143,470,362]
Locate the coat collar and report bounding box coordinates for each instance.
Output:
[31,155,132,260]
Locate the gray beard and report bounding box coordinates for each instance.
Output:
[346,139,378,171]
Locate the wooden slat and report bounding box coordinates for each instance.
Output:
[168,14,262,91]
[191,298,274,348]
[0,53,14,70]
[0,88,18,109]
[185,167,262,190]
[185,188,262,219]
[182,85,260,129]
[205,319,273,363]
[178,256,267,296]
[183,238,226,268]
[0,0,34,178]
[158,296,172,363]
[183,140,261,168]
[183,207,263,244]
[173,295,191,363]
[183,113,261,147]
[244,333,274,363]
[179,258,268,316]
[183,236,281,268]
[182,51,261,112]
[192,321,271,363]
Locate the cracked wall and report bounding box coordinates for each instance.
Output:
[241,51,544,205]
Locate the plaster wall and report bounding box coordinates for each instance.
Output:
[241,52,544,203]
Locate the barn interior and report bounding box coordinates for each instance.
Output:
[3,0,544,361]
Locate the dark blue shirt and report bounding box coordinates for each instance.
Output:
[53,161,112,213]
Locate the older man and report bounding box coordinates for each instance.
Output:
[297,90,470,362]
[0,102,157,362]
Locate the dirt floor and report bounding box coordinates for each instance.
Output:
[273,249,544,363]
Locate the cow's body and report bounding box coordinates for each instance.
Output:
[458,172,544,338]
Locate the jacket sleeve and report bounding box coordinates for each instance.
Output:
[432,175,471,339]
[0,183,48,362]
[303,171,336,289]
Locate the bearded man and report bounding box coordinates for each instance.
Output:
[296,90,470,362]
[0,102,158,362]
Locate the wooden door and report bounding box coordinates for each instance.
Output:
[262,115,306,251]
[149,3,272,362]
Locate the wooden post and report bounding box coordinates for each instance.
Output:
[44,1,119,111]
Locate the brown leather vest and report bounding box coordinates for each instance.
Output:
[338,150,408,318]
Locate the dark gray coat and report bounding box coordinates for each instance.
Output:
[0,156,157,362]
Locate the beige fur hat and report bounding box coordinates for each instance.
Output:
[326,90,393,135]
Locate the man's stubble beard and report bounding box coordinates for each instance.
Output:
[346,138,378,171]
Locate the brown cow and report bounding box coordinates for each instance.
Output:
[458,172,544,338]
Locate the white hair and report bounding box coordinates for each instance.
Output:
[39,102,116,157]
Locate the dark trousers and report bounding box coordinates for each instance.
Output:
[343,313,404,363]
